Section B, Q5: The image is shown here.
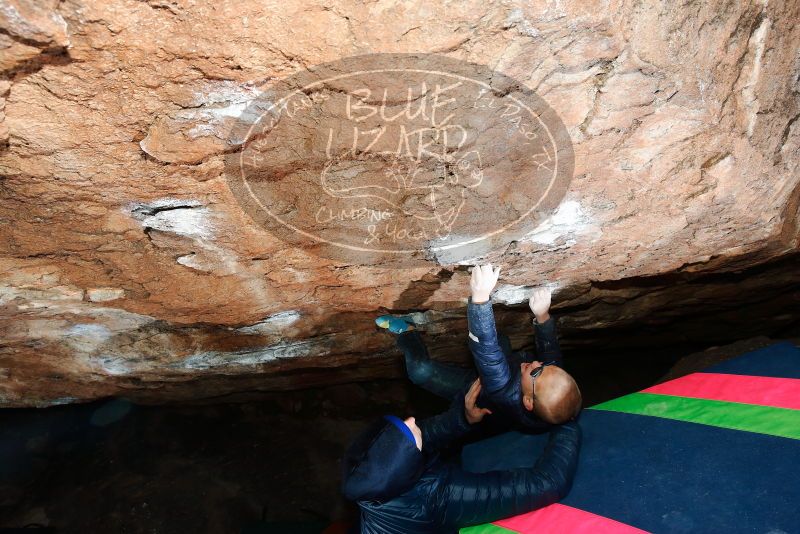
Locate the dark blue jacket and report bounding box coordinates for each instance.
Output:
[342,400,581,533]
[467,297,564,432]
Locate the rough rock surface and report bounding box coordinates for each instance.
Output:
[0,0,798,407]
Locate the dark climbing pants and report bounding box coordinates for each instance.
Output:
[397,330,513,401]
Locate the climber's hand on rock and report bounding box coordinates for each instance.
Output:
[470,264,500,304]
[464,378,492,424]
[529,287,552,323]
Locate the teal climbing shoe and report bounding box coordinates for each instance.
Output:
[375,315,414,334]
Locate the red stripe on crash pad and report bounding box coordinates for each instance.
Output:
[494,503,649,533]
[642,373,800,410]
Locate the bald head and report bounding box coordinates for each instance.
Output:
[534,366,581,425]
[531,366,582,424]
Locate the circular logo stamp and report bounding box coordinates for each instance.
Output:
[224,53,573,267]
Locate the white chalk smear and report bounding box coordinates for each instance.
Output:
[522,200,601,247]
[236,311,302,335]
[176,335,335,371]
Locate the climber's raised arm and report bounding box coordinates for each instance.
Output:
[467,264,511,394]
[529,287,564,366]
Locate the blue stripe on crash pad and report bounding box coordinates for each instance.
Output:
[701,341,800,378]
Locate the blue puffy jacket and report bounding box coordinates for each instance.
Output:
[467,297,564,432]
[342,400,581,533]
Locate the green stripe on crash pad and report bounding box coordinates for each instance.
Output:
[590,393,800,440]
[460,523,517,534]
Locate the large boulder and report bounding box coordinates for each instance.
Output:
[0,0,797,406]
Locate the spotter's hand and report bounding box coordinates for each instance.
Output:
[464,378,492,424]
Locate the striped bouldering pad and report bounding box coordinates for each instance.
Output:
[460,341,800,533]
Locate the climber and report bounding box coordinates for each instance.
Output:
[341,378,581,533]
[375,264,582,433]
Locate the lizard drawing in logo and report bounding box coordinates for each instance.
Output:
[320,149,484,236]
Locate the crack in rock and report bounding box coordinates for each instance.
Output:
[139,81,274,164]
[127,198,213,240]
[741,14,771,138]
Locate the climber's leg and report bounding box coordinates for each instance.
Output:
[396,330,476,400]
[497,332,513,359]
